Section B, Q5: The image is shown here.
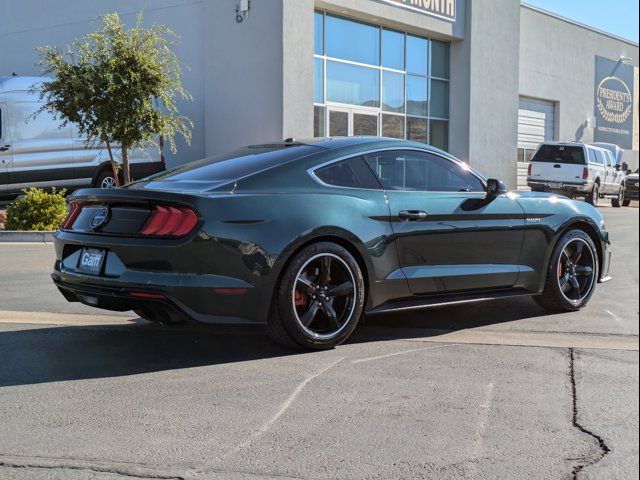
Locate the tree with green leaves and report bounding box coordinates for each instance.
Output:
[37,12,192,185]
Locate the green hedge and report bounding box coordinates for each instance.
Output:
[5,188,68,231]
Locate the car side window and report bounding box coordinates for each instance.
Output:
[588,149,598,164]
[594,150,605,165]
[605,153,613,168]
[314,156,382,189]
[364,150,485,192]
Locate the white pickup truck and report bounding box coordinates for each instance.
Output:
[527,142,629,207]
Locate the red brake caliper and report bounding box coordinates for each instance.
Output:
[294,288,308,307]
[557,259,564,277]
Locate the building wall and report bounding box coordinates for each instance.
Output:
[450,0,521,187]
[519,4,640,169]
[203,0,286,156]
[0,0,205,169]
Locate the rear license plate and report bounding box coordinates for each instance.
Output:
[77,248,105,275]
[548,182,562,188]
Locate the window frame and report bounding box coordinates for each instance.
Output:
[313,10,450,149]
[309,148,486,193]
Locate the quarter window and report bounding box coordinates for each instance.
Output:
[365,151,484,192]
[314,156,381,189]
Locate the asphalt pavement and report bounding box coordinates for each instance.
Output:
[0,205,638,479]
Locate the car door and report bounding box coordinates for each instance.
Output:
[8,100,74,190]
[0,102,11,192]
[602,151,615,193]
[365,149,526,294]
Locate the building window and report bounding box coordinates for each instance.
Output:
[313,11,450,151]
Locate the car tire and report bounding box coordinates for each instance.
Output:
[586,183,599,207]
[611,184,625,208]
[94,169,118,189]
[534,229,599,312]
[623,198,631,207]
[267,242,365,350]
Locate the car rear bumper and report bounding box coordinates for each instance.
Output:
[52,231,275,325]
[527,180,591,194]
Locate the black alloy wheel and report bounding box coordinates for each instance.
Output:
[268,242,365,350]
[535,229,598,311]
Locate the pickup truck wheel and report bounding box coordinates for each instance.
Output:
[611,185,625,208]
[586,183,599,207]
[623,199,631,207]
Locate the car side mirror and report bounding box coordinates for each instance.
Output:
[621,162,629,172]
[486,178,508,197]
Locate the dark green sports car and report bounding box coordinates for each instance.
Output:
[52,137,611,349]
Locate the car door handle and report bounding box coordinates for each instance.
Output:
[399,210,428,221]
[0,145,10,152]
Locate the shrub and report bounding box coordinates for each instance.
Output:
[5,188,68,231]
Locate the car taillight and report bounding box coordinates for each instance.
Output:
[583,167,589,180]
[139,205,198,237]
[527,163,532,176]
[62,203,83,229]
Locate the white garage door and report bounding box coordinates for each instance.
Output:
[518,97,555,151]
[517,97,555,190]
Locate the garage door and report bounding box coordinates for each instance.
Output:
[517,97,555,189]
[518,97,555,151]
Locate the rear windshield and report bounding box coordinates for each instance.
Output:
[146,144,322,182]
[531,145,585,165]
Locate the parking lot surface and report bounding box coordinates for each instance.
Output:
[0,206,638,479]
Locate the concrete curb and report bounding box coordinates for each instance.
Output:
[0,231,56,243]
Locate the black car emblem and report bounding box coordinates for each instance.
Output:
[91,208,110,230]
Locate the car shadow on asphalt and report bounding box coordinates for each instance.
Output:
[352,296,553,343]
[0,297,552,388]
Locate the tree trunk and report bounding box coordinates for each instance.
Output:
[122,145,131,184]
[104,139,121,187]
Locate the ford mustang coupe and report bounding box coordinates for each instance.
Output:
[52,137,611,349]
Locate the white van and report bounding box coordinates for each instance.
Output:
[0,76,164,197]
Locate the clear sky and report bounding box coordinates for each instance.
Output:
[525,0,639,43]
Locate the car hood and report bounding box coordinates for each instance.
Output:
[626,174,639,181]
[513,191,570,200]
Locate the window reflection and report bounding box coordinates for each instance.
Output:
[326,61,379,108]
[382,71,404,113]
[314,58,324,103]
[314,12,324,55]
[406,76,428,116]
[382,29,404,70]
[406,35,429,75]
[314,11,450,148]
[326,15,379,65]
[430,80,449,118]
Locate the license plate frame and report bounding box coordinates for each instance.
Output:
[77,248,106,275]
[548,182,563,189]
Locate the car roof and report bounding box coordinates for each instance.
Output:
[0,76,47,93]
[292,136,455,159]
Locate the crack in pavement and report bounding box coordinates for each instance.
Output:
[0,455,306,480]
[0,460,186,480]
[568,348,611,479]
